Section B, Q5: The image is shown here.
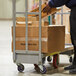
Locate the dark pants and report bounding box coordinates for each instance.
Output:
[70,7,76,46]
[70,7,76,64]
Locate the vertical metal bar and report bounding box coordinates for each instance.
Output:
[13,0,16,62]
[39,0,42,64]
[50,15,52,25]
[25,0,28,52]
[61,7,63,25]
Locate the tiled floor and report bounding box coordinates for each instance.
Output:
[0,21,75,76]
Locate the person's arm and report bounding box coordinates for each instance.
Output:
[42,0,69,13]
[48,0,70,7]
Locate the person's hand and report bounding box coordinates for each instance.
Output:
[42,4,51,14]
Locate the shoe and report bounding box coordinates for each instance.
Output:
[64,49,76,70]
[69,68,76,74]
[64,64,76,70]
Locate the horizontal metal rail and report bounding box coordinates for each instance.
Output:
[56,12,70,15]
[16,12,39,15]
[16,50,39,55]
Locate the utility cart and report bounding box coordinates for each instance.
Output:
[12,0,74,74]
[13,0,48,74]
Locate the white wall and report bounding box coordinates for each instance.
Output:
[28,0,33,11]
[0,0,25,19]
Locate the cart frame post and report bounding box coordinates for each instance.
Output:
[13,0,16,62]
[39,0,42,65]
[25,0,28,53]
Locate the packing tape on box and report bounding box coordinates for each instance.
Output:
[16,37,48,42]
[16,21,32,24]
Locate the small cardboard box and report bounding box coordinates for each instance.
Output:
[12,25,65,54]
[30,3,61,18]
[16,17,38,22]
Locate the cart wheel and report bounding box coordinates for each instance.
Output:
[69,56,72,63]
[47,56,52,62]
[17,64,24,72]
[53,54,59,69]
[40,66,47,74]
[34,64,47,74]
[42,57,46,64]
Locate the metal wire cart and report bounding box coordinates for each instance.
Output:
[12,0,74,74]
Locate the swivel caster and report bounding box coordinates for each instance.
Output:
[17,63,24,72]
[40,66,47,74]
[47,56,52,62]
[34,64,47,74]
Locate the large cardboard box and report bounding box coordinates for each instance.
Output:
[12,25,65,54]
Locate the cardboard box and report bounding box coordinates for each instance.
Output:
[30,3,61,18]
[32,21,49,26]
[65,33,72,44]
[12,25,65,54]
[16,17,38,22]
